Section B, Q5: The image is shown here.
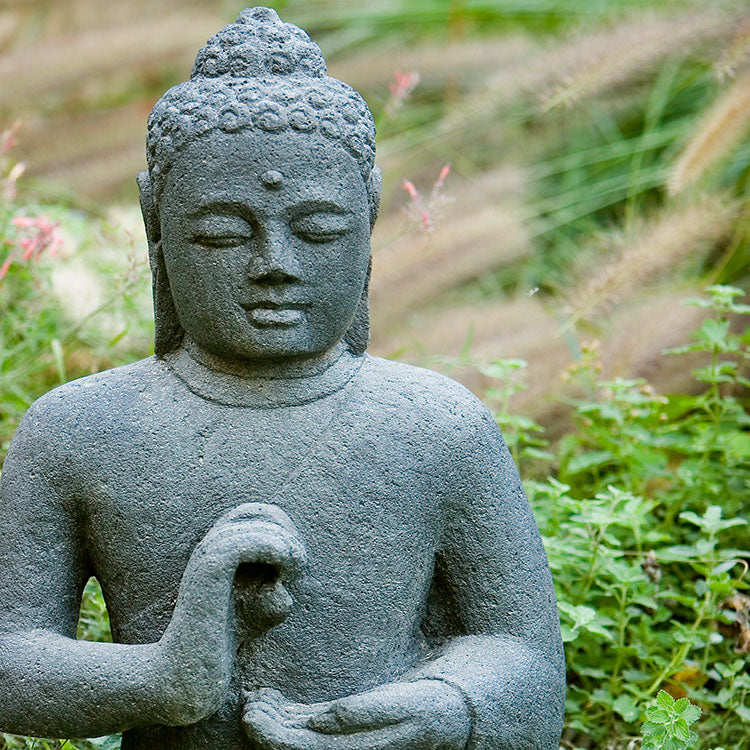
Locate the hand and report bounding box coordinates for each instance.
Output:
[153,503,306,726]
[242,680,471,750]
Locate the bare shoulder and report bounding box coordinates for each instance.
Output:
[10,357,166,456]
[358,354,499,439]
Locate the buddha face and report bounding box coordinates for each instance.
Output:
[157,128,372,363]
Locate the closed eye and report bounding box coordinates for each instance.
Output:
[290,212,353,243]
[190,233,251,248]
[188,215,254,248]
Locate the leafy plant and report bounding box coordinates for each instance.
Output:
[467,285,750,749]
[641,690,702,750]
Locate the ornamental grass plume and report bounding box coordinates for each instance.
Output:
[667,73,750,195]
[563,196,738,329]
[0,12,217,109]
[714,19,750,81]
[446,7,744,134]
[538,8,742,111]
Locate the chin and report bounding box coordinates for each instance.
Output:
[209,333,334,363]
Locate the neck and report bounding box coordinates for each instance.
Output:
[183,338,346,380]
[165,339,364,408]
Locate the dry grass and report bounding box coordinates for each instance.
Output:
[562,196,738,328]
[440,6,747,137]
[668,73,750,194]
[538,9,742,111]
[371,166,531,327]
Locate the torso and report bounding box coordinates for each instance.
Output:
[57,351,463,748]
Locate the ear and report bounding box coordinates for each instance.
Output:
[343,257,371,356]
[367,165,382,230]
[137,170,160,249]
[137,170,184,357]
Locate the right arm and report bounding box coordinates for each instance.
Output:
[0,402,304,738]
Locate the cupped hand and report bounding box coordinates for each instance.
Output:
[154,503,306,726]
[242,680,471,750]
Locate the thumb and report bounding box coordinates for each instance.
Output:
[307,691,404,735]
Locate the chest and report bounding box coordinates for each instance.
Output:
[78,403,442,641]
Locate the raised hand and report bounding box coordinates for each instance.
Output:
[242,680,471,750]
[153,503,306,726]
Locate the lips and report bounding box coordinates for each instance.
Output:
[241,301,308,327]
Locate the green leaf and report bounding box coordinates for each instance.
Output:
[646,707,671,724]
[613,694,640,722]
[673,716,690,741]
[642,721,667,737]
[735,704,750,723]
[657,690,675,709]
[682,703,701,723]
[566,449,616,475]
[699,318,730,348]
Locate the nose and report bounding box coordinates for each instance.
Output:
[247,222,301,285]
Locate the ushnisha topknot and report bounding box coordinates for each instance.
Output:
[146,7,377,199]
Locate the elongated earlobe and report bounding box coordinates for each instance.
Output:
[137,171,184,357]
[343,258,371,356]
[368,165,382,230]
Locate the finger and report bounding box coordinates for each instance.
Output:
[244,703,321,750]
[308,684,415,734]
[244,688,333,721]
[245,698,295,728]
[307,695,406,735]
[214,502,297,532]
[311,721,419,749]
[198,525,306,579]
[246,702,422,750]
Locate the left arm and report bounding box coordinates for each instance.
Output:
[408,403,565,749]
[243,400,565,750]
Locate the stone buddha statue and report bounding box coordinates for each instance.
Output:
[0,8,565,750]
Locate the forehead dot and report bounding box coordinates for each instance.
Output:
[260,170,284,190]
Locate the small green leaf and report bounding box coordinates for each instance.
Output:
[673,716,690,741]
[657,690,675,709]
[646,707,670,724]
[613,694,639,722]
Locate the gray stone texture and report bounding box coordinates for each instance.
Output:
[0,8,565,749]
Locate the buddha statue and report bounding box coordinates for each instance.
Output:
[0,8,565,750]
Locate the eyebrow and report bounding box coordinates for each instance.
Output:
[186,198,351,220]
[187,200,253,220]
[289,199,351,215]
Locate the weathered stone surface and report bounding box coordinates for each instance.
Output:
[0,8,565,749]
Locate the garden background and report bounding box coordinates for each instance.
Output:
[1,0,749,748]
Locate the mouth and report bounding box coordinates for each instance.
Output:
[241,301,307,327]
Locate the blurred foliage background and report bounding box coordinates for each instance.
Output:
[2,0,750,436]
[1,1,749,749]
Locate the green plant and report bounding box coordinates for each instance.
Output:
[467,285,750,749]
[641,690,702,750]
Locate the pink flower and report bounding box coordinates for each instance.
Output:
[402,180,419,202]
[11,216,36,227]
[401,165,453,234]
[436,164,451,189]
[386,70,420,118]
[1,214,63,281]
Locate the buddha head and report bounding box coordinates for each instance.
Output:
[138,7,381,363]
